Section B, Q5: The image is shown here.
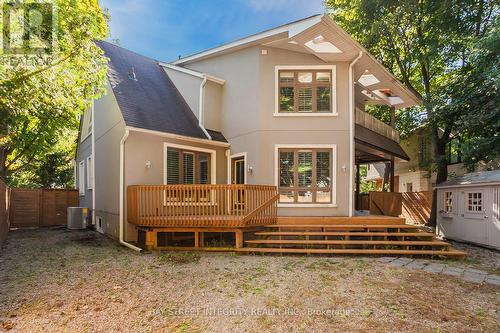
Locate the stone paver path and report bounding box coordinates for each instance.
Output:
[378,257,500,285]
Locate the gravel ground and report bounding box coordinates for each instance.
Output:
[0,228,499,333]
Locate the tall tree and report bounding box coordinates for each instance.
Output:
[326,0,499,182]
[0,0,108,186]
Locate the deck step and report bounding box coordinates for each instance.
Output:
[254,231,435,237]
[245,239,449,246]
[238,247,467,257]
[266,224,421,229]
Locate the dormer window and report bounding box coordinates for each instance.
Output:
[275,66,336,116]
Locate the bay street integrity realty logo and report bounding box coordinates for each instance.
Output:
[1,0,57,66]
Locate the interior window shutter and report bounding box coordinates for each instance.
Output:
[198,154,209,184]
[183,153,195,184]
[167,149,180,184]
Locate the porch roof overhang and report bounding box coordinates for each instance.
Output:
[173,14,422,110]
[355,124,410,163]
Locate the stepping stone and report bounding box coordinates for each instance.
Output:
[465,268,488,275]
[377,257,397,263]
[423,263,445,273]
[485,275,500,286]
[463,272,486,283]
[388,258,413,267]
[442,266,464,277]
[406,261,427,270]
[396,257,414,264]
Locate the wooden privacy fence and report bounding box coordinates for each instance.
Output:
[401,191,432,225]
[369,191,403,217]
[127,184,279,228]
[9,188,78,228]
[0,179,9,247]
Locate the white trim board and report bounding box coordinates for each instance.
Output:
[163,142,217,185]
[86,155,93,190]
[126,126,230,147]
[160,62,226,85]
[274,144,337,208]
[172,15,323,65]
[78,160,85,196]
[274,65,337,117]
[227,152,247,184]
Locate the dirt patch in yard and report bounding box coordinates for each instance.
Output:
[0,229,498,332]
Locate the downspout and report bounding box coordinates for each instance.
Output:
[119,128,142,252]
[91,99,96,226]
[198,77,212,140]
[348,51,363,217]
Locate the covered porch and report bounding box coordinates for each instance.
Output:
[354,108,410,216]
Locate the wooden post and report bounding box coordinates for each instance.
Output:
[235,230,243,249]
[390,158,395,192]
[355,163,361,210]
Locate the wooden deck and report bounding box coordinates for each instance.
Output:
[241,223,466,258]
[127,184,279,228]
[126,185,465,257]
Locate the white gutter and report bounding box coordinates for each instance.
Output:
[198,77,212,140]
[348,51,363,217]
[119,128,142,252]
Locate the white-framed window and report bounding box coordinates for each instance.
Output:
[466,192,483,213]
[80,106,92,142]
[274,65,336,116]
[78,160,85,196]
[444,191,452,213]
[87,155,93,190]
[163,143,216,185]
[275,144,336,207]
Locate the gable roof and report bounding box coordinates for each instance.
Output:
[172,14,421,110]
[96,40,226,142]
[435,170,500,188]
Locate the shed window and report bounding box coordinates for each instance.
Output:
[278,70,333,113]
[278,148,332,204]
[444,191,452,213]
[466,192,482,212]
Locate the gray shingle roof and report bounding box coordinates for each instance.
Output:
[96,40,226,142]
[435,170,500,188]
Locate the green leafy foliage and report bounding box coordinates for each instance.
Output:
[326,0,499,182]
[0,0,109,188]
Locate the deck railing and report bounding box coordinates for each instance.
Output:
[355,108,400,142]
[127,184,279,228]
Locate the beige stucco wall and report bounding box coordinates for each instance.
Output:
[203,80,223,132]
[93,80,126,239]
[186,46,352,216]
[163,67,202,120]
[123,131,229,241]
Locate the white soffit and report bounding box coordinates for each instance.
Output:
[372,89,404,106]
[304,35,343,54]
[358,73,380,87]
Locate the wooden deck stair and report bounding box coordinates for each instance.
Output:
[239,223,467,258]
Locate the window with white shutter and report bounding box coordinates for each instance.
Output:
[166,148,211,185]
[278,69,333,114]
[278,148,332,204]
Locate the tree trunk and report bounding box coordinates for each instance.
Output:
[0,145,8,181]
[432,129,449,185]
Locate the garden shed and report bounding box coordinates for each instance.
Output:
[435,170,500,250]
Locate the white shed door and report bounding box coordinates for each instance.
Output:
[486,186,500,249]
